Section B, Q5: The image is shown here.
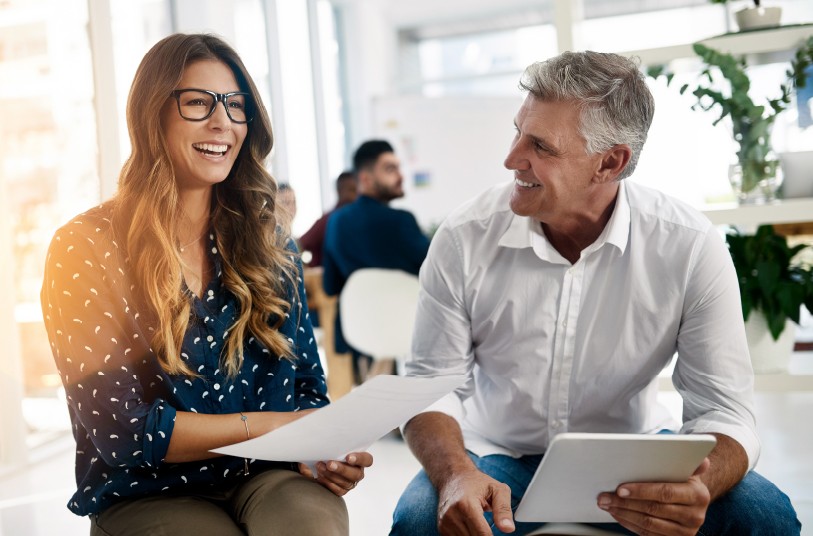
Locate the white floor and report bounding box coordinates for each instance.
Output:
[1,391,811,536]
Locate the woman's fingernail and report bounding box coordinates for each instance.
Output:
[348,455,356,464]
[618,488,630,497]
[329,462,338,471]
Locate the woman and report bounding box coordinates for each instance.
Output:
[40,33,371,535]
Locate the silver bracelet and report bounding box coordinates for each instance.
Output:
[239,412,251,476]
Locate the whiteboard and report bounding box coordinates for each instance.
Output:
[372,95,524,231]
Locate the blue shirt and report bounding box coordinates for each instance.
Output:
[322,195,430,352]
[40,204,327,516]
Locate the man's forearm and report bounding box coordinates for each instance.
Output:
[703,433,749,501]
[403,411,478,490]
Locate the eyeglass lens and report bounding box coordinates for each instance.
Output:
[176,90,250,123]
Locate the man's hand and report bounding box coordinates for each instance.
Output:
[597,458,711,536]
[298,451,374,497]
[436,468,515,535]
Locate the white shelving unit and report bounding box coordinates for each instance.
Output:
[702,197,813,226]
[659,352,813,392]
[621,23,813,65]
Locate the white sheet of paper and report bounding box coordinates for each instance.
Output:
[212,374,465,467]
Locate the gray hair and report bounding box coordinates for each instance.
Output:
[520,51,654,180]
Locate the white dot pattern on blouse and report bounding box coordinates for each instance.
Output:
[40,204,327,516]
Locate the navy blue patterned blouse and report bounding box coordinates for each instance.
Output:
[40,204,327,516]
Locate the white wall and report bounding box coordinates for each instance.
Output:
[372,95,524,231]
[334,0,569,145]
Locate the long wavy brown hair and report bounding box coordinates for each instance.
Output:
[111,33,296,377]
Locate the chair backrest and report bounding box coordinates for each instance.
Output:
[339,268,420,359]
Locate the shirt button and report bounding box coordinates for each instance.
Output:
[207,335,214,342]
[562,320,567,327]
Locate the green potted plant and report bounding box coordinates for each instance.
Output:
[726,225,813,371]
[651,37,813,203]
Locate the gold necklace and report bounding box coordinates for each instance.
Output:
[179,229,208,252]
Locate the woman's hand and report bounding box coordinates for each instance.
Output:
[298,451,374,496]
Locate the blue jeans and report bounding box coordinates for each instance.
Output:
[390,451,801,536]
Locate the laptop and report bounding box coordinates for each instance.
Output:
[514,432,717,523]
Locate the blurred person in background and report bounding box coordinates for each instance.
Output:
[276,182,297,233]
[299,171,358,268]
[322,140,430,382]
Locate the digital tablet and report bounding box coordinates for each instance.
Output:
[514,432,716,523]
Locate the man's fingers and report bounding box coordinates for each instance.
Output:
[438,500,491,536]
[489,483,515,533]
[614,480,709,507]
[692,457,710,477]
[608,506,696,536]
[460,502,495,536]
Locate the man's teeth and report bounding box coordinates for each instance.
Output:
[516,178,539,188]
[193,143,228,155]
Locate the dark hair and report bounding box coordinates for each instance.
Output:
[520,51,654,180]
[352,140,394,173]
[335,170,356,189]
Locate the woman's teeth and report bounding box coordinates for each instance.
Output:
[193,143,227,156]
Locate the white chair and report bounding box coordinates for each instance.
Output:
[339,268,420,376]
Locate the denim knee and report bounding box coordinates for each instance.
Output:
[390,470,440,536]
[700,471,800,536]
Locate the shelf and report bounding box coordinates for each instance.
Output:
[701,197,813,226]
[621,23,813,65]
[659,352,813,392]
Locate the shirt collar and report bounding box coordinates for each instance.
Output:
[588,180,630,256]
[497,180,631,258]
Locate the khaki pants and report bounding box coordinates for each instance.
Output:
[90,468,349,536]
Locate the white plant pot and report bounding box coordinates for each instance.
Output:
[735,6,782,31]
[744,312,795,373]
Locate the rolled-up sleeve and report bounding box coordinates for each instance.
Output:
[674,226,760,468]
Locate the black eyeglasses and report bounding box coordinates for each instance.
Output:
[171,88,254,124]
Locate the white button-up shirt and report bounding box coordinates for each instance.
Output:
[408,180,759,468]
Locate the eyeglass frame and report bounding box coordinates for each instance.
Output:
[170,88,254,124]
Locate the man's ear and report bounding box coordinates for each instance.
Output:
[593,144,632,183]
[357,168,372,189]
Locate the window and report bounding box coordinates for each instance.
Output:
[394,0,813,207]
[1,0,100,446]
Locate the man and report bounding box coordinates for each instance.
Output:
[300,171,358,267]
[391,52,799,536]
[323,140,430,376]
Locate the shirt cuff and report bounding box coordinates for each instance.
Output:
[400,391,465,435]
[143,398,177,468]
[679,416,761,470]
